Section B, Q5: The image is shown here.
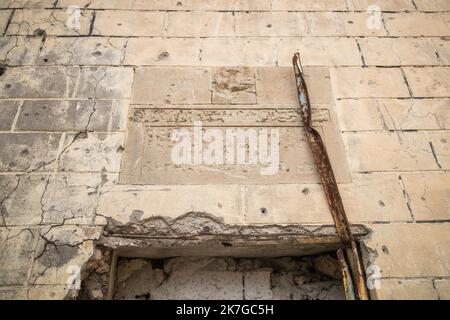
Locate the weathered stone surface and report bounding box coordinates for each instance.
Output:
[124,38,201,66]
[212,67,256,104]
[277,37,362,67]
[414,0,450,11]
[359,38,440,66]
[201,38,277,66]
[330,67,410,98]
[244,271,273,300]
[74,67,134,99]
[244,184,333,224]
[0,175,48,226]
[59,133,125,172]
[432,38,450,65]
[342,174,411,223]
[403,67,450,98]
[384,13,450,36]
[0,100,19,131]
[0,228,36,285]
[167,12,235,37]
[256,67,334,104]
[435,279,450,300]
[374,279,438,300]
[41,173,104,225]
[427,131,450,169]
[401,172,450,222]
[0,10,12,33]
[0,36,40,65]
[273,0,347,11]
[347,0,415,11]
[132,67,212,105]
[7,9,93,36]
[93,11,165,36]
[16,100,112,132]
[336,99,450,131]
[0,0,54,8]
[98,182,245,225]
[0,67,78,98]
[0,133,61,172]
[343,131,440,171]
[305,12,387,36]
[39,37,127,65]
[364,223,450,277]
[236,12,309,37]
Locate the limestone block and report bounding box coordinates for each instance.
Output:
[347,0,416,11]
[384,13,450,36]
[124,38,201,66]
[330,67,410,98]
[59,133,125,172]
[403,67,450,98]
[7,9,93,36]
[374,279,438,300]
[167,12,235,37]
[0,101,20,131]
[132,67,212,105]
[0,36,40,65]
[401,172,450,221]
[92,11,165,36]
[212,67,256,104]
[0,133,61,172]
[38,37,127,65]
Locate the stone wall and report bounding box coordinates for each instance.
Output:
[0,0,449,300]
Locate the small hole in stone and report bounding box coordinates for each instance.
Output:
[260,208,268,215]
[221,242,233,247]
[382,245,389,254]
[378,200,385,207]
[0,66,6,76]
[302,188,310,195]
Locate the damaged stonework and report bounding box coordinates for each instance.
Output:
[114,256,345,300]
[68,211,369,300]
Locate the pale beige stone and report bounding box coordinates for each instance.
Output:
[92,11,165,36]
[236,12,308,37]
[124,38,201,66]
[38,37,126,65]
[74,67,134,99]
[59,133,125,172]
[342,174,411,223]
[384,13,450,36]
[201,0,271,10]
[365,224,450,277]
[432,38,450,65]
[256,67,334,105]
[435,279,450,300]
[98,182,245,225]
[212,67,256,104]
[336,99,450,131]
[57,0,134,9]
[0,227,36,285]
[7,9,93,36]
[0,36,40,65]
[359,38,440,66]
[0,175,48,225]
[401,172,450,222]
[273,0,347,11]
[244,184,334,225]
[0,0,54,8]
[201,38,277,66]
[132,67,212,105]
[0,101,20,130]
[277,37,362,67]
[428,131,450,169]
[0,10,11,34]
[134,0,202,10]
[306,12,387,36]
[347,0,415,11]
[330,67,410,98]
[403,67,450,98]
[374,279,438,300]
[343,131,439,171]
[414,0,450,11]
[167,12,235,37]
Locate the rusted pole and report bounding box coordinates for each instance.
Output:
[292,53,369,300]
